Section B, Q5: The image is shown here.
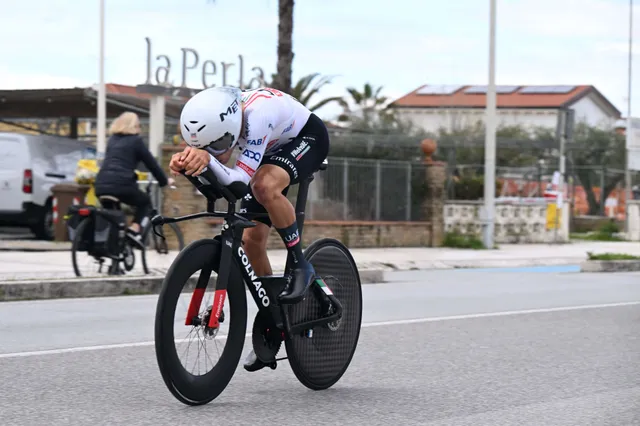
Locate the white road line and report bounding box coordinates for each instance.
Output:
[0,301,638,359]
[359,301,640,328]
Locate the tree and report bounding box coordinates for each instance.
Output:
[288,73,347,112]
[341,83,387,121]
[272,0,295,92]
[208,0,295,92]
[567,122,625,215]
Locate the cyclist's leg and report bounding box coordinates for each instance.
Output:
[256,113,330,303]
[115,188,151,237]
[239,185,289,277]
[242,113,329,371]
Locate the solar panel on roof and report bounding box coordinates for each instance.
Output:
[464,85,520,94]
[519,85,576,94]
[416,85,464,95]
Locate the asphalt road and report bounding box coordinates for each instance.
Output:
[1,268,639,425]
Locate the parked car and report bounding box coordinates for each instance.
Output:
[0,132,96,240]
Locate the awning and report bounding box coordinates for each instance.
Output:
[0,86,186,119]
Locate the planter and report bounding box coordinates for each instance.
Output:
[580,259,640,273]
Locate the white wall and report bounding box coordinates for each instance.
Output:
[397,108,558,133]
[395,93,617,133]
[569,94,617,128]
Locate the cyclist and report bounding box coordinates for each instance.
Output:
[169,86,330,371]
[94,111,171,246]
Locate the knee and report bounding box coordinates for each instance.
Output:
[251,176,279,206]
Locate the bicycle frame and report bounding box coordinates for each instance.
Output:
[153,161,343,337]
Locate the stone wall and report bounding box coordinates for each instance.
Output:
[444,200,568,243]
[572,215,624,233]
[204,219,432,249]
[159,146,446,250]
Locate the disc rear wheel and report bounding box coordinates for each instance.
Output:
[285,238,363,390]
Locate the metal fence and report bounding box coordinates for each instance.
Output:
[291,157,430,222]
[446,163,640,217]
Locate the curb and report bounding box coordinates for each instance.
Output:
[0,243,72,252]
[0,269,385,302]
[580,260,640,273]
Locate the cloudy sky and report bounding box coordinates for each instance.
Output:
[1,0,638,120]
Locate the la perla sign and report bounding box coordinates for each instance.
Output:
[143,37,266,90]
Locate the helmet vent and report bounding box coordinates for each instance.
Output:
[197,124,206,132]
[189,120,198,124]
[183,124,190,131]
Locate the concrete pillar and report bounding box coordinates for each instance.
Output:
[148,95,166,159]
[559,201,570,243]
[627,200,640,241]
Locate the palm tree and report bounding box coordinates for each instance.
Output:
[346,83,388,111]
[207,0,295,92]
[289,73,347,112]
[338,83,388,123]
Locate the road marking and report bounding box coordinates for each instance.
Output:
[359,301,640,328]
[0,301,638,359]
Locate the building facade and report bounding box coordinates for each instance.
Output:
[388,84,621,133]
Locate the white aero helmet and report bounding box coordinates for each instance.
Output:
[180,86,243,154]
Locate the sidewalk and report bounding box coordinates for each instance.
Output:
[1,241,638,282]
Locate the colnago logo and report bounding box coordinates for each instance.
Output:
[238,247,270,307]
[290,140,308,157]
[219,99,239,122]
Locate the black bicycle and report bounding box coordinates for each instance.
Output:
[152,159,363,405]
[68,180,185,277]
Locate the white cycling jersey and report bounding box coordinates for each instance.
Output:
[206,87,312,186]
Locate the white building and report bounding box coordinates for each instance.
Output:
[388,84,621,133]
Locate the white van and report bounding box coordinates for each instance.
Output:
[0,132,96,240]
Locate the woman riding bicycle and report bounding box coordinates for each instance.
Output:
[94,112,171,244]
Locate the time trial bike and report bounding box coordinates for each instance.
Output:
[151,158,363,405]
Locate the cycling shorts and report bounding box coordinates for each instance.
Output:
[240,113,330,227]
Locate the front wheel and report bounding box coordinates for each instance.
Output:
[154,239,247,406]
[285,238,363,391]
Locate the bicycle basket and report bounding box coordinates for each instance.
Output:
[91,209,127,257]
[66,205,96,252]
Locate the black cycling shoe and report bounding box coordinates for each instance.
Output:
[125,229,145,250]
[243,350,276,372]
[278,261,316,304]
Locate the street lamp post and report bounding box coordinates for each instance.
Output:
[97,0,106,159]
[625,0,634,231]
[483,0,497,249]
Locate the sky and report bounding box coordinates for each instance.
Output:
[1,0,640,121]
